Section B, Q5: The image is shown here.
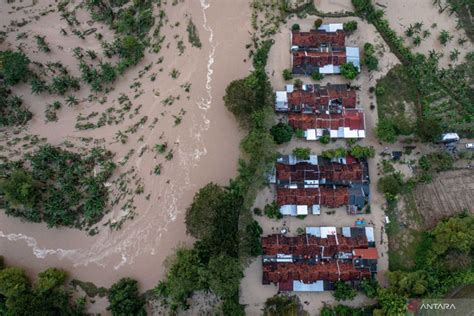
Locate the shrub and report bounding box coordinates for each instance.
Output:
[282,69,293,80]
[107,278,145,316]
[295,128,305,138]
[264,202,282,219]
[314,19,323,29]
[340,62,358,80]
[333,281,357,301]
[291,24,300,31]
[343,21,358,32]
[311,70,324,80]
[292,147,311,160]
[270,122,293,144]
[350,145,375,159]
[0,50,30,85]
[377,172,404,198]
[376,118,397,143]
[319,134,330,144]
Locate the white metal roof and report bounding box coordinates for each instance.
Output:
[318,23,343,32]
[297,205,308,215]
[346,47,360,70]
[306,129,317,140]
[293,280,325,292]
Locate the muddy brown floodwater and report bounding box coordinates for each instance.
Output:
[0,0,251,298]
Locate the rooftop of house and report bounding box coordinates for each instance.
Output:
[292,50,347,68]
[287,109,365,132]
[291,26,346,48]
[276,160,366,185]
[262,261,371,285]
[276,186,349,208]
[262,233,369,257]
[353,248,379,260]
[280,84,357,112]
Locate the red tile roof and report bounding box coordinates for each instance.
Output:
[287,110,364,131]
[287,86,356,111]
[276,161,364,183]
[276,187,349,208]
[292,50,347,67]
[262,234,369,257]
[353,248,379,260]
[292,30,345,47]
[262,262,371,285]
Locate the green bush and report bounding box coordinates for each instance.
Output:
[333,281,357,301]
[340,63,358,79]
[264,202,282,219]
[314,19,323,29]
[291,23,300,31]
[107,278,145,316]
[377,172,404,198]
[375,118,397,143]
[292,147,311,160]
[311,70,324,80]
[282,69,293,80]
[0,50,30,85]
[343,21,358,32]
[319,134,330,144]
[270,122,293,144]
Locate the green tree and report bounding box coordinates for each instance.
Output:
[291,24,300,31]
[375,118,397,143]
[377,172,404,198]
[432,216,474,256]
[223,73,272,127]
[35,268,67,293]
[292,147,311,160]
[282,69,293,80]
[333,281,356,301]
[0,170,39,208]
[377,288,407,316]
[350,145,375,159]
[185,183,226,239]
[438,30,453,46]
[311,70,324,80]
[0,267,30,298]
[263,295,304,316]
[343,21,358,32]
[361,279,379,298]
[314,19,323,29]
[0,50,30,85]
[270,122,293,144]
[340,63,359,80]
[207,255,243,298]
[319,134,330,144]
[107,278,145,316]
[155,248,206,311]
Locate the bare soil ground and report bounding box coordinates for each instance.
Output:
[414,169,474,229]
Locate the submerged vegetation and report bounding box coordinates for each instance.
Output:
[0,145,116,229]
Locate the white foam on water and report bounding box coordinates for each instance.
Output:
[0,230,78,260]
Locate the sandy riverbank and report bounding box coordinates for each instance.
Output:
[0,0,251,306]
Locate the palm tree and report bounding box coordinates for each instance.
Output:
[449,49,460,62]
[66,95,78,107]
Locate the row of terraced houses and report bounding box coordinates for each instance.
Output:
[261,24,377,293]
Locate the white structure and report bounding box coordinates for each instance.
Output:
[306,226,337,238]
[441,133,460,143]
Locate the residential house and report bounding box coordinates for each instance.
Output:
[261,227,378,292]
[290,24,360,75]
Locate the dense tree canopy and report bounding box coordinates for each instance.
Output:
[185,183,226,239]
[107,278,145,316]
[0,50,30,86]
[270,122,293,144]
[340,63,359,80]
[1,145,116,229]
